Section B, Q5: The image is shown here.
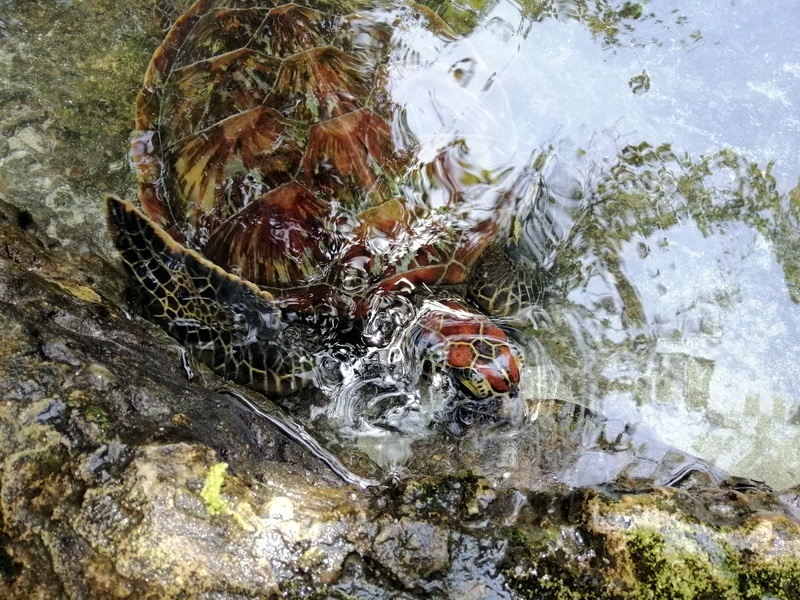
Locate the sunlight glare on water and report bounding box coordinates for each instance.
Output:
[460,0,800,488]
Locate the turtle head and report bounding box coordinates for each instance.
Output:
[410,301,521,401]
[448,334,521,400]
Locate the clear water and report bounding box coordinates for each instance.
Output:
[3,0,799,489]
[468,0,800,488]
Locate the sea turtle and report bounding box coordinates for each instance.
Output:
[106,0,544,428]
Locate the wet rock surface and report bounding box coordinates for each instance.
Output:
[2,0,800,598]
[2,199,800,599]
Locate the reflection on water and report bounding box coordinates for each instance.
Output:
[2,0,799,489]
[548,144,800,489]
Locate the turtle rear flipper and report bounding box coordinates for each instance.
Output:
[105,195,313,395]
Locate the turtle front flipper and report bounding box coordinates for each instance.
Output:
[468,237,547,319]
[105,195,314,395]
[467,172,549,320]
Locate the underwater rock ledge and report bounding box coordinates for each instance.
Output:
[2,190,800,599]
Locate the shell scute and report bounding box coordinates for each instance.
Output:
[161,49,280,142]
[205,181,341,288]
[263,3,340,57]
[271,46,373,122]
[166,8,274,70]
[300,108,395,204]
[165,107,303,230]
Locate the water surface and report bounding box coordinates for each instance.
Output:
[475,0,800,488]
[2,0,799,489]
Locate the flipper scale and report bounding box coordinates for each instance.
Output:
[105,194,314,394]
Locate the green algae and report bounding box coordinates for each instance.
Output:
[503,488,800,600]
[625,529,738,599]
[200,462,231,517]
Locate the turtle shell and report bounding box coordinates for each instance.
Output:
[130,0,518,317]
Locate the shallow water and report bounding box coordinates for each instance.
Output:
[2,0,799,489]
[473,0,800,488]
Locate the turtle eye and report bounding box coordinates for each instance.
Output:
[468,369,484,383]
[422,358,434,375]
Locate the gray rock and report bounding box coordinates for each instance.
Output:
[2,200,800,596]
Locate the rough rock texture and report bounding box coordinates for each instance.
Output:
[2,200,800,600]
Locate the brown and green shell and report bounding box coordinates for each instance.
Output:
[129,0,521,315]
[107,0,549,404]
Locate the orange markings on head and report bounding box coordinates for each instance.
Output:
[504,346,520,384]
[439,319,485,341]
[472,334,520,391]
[447,342,474,369]
[482,323,507,342]
[476,362,511,394]
[416,303,522,398]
